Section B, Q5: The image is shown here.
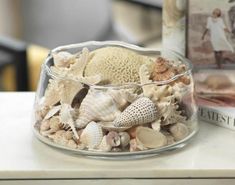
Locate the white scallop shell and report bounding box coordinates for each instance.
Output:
[80,121,103,150]
[75,90,121,128]
[113,97,158,127]
[135,127,167,149]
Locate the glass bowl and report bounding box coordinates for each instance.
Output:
[32,41,198,159]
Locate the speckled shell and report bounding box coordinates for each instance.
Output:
[135,127,167,149]
[80,121,103,149]
[84,47,154,85]
[75,90,121,128]
[113,97,158,127]
[151,57,176,81]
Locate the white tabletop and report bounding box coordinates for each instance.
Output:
[0,92,235,180]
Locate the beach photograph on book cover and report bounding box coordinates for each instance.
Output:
[187,0,235,69]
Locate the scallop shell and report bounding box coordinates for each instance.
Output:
[80,121,103,150]
[98,122,131,132]
[59,104,79,139]
[113,97,158,127]
[75,90,121,128]
[135,127,167,149]
[169,122,189,141]
[151,57,176,82]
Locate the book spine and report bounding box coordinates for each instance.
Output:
[198,106,235,131]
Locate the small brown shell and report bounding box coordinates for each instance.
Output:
[151,57,176,81]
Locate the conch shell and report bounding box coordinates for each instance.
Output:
[135,127,167,149]
[75,89,121,128]
[80,121,103,150]
[151,57,176,81]
[113,97,158,127]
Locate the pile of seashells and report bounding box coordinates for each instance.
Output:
[35,46,194,152]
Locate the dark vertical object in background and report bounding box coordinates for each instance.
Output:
[0,37,29,91]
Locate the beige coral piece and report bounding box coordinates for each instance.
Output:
[84,47,154,85]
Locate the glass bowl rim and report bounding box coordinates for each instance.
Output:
[42,41,193,89]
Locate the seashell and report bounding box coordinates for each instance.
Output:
[43,79,63,107]
[44,105,61,120]
[158,102,186,125]
[106,131,121,147]
[135,127,167,149]
[113,97,158,127]
[48,130,66,144]
[80,121,103,150]
[84,47,155,85]
[161,131,175,145]
[40,120,50,131]
[98,136,112,152]
[60,104,79,139]
[98,122,131,132]
[151,57,177,82]
[52,51,77,68]
[35,103,50,121]
[119,132,130,148]
[67,139,77,149]
[111,147,122,152]
[41,116,61,136]
[169,122,189,141]
[129,139,143,152]
[60,80,83,105]
[151,119,161,131]
[107,89,139,110]
[75,90,121,128]
[71,87,89,108]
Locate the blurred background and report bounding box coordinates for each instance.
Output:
[0,0,162,91]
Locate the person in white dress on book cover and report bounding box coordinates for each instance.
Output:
[202,8,234,68]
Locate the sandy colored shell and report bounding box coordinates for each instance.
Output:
[151,57,176,82]
[135,127,167,149]
[169,122,189,141]
[75,90,121,128]
[52,51,77,68]
[59,104,79,139]
[44,105,61,120]
[114,97,158,127]
[84,47,154,85]
[43,79,63,107]
[98,136,112,152]
[60,80,83,105]
[80,121,103,149]
[98,122,131,132]
[40,116,61,136]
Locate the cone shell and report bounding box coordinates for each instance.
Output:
[113,97,158,127]
[136,127,167,149]
[80,121,103,149]
[75,90,121,128]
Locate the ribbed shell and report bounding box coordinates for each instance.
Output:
[75,90,121,128]
[80,121,103,149]
[113,97,158,127]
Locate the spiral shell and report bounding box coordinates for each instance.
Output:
[75,90,121,128]
[151,57,176,81]
[80,121,103,150]
[113,97,158,127]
